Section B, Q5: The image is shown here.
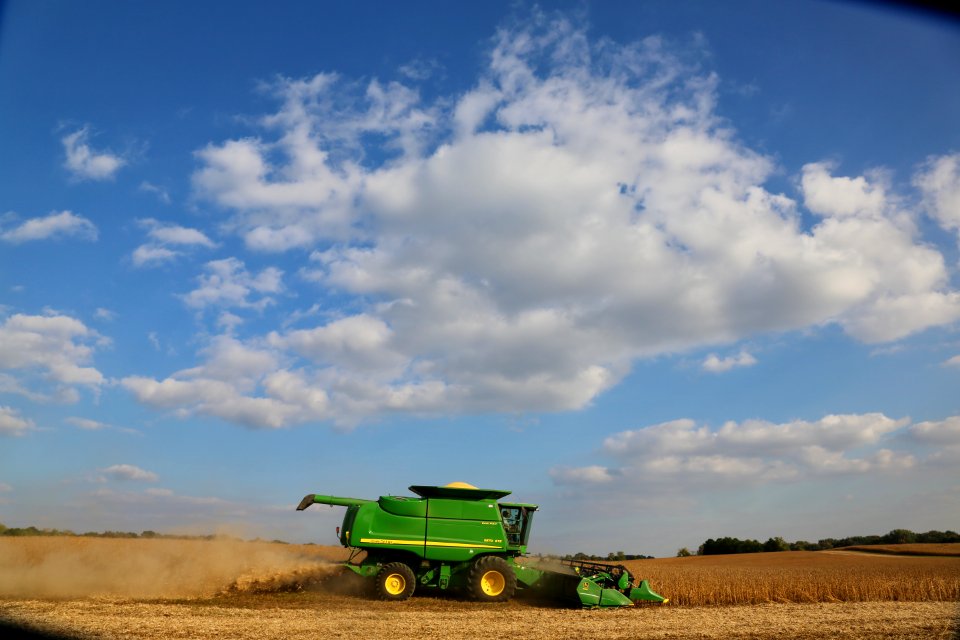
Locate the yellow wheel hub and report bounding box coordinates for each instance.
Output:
[480,570,505,596]
[384,573,406,595]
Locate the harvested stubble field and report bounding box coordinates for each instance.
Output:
[1,538,958,640]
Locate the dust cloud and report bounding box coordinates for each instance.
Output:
[0,537,344,599]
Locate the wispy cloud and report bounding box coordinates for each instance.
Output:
[398,57,443,81]
[550,465,616,484]
[139,181,172,204]
[66,417,109,430]
[132,218,216,268]
[140,218,215,247]
[65,417,140,435]
[101,464,158,482]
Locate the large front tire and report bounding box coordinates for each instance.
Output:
[468,556,516,602]
[375,562,416,601]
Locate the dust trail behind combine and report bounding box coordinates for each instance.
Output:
[0,537,347,599]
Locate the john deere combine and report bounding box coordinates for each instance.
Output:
[296,482,667,607]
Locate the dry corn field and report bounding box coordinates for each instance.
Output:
[841,544,960,557]
[623,548,960,606]
[1,538,958,640]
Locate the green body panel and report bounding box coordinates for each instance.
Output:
[629,579,668,603]
[425,497,499,520]
[597,585,635,607]
[344,563,378,578]
[576,577,604,606]
[378,496,426,517]
[509,561,546,588]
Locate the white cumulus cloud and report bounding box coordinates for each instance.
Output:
[121,335,328,429]
[62,127,125,181]
[271,314,405,371]
[116,15,960,427]
[914,153,960,240]
[0,406,35,436]
[801,162,887,218]
[180,258,283,310]
[0,313,105,401]
[908,416,960,464]
[1,211,98,244]
[578,413,915,488]
[909,416,960,446]
[132,245,178,267]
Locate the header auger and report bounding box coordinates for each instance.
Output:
[297,482,667,607]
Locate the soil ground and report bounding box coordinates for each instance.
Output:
[2,593,957,640]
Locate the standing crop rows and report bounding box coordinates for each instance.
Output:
[624,551,960,606]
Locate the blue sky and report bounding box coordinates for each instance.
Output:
[1,1,959,557]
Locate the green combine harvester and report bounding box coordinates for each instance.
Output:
[296,482,667,607]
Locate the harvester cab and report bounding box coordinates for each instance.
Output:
[297,482,667,607]
[498,503,534,546]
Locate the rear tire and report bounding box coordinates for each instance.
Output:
[375,562,416,601]
[468,556,516,602]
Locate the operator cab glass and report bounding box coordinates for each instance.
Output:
[499,504,536,547]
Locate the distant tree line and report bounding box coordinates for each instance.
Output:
[562,551,655,561]
[683,529,960,556]
[0,522,288,544]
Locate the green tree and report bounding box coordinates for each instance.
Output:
[763,536,790,552]
[676,547,692,557]
[881,529,917,544]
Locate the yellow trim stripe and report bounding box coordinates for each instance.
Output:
[358,537,501,549]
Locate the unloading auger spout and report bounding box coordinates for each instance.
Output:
[297,494,372,510]
[296,482,667,607]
